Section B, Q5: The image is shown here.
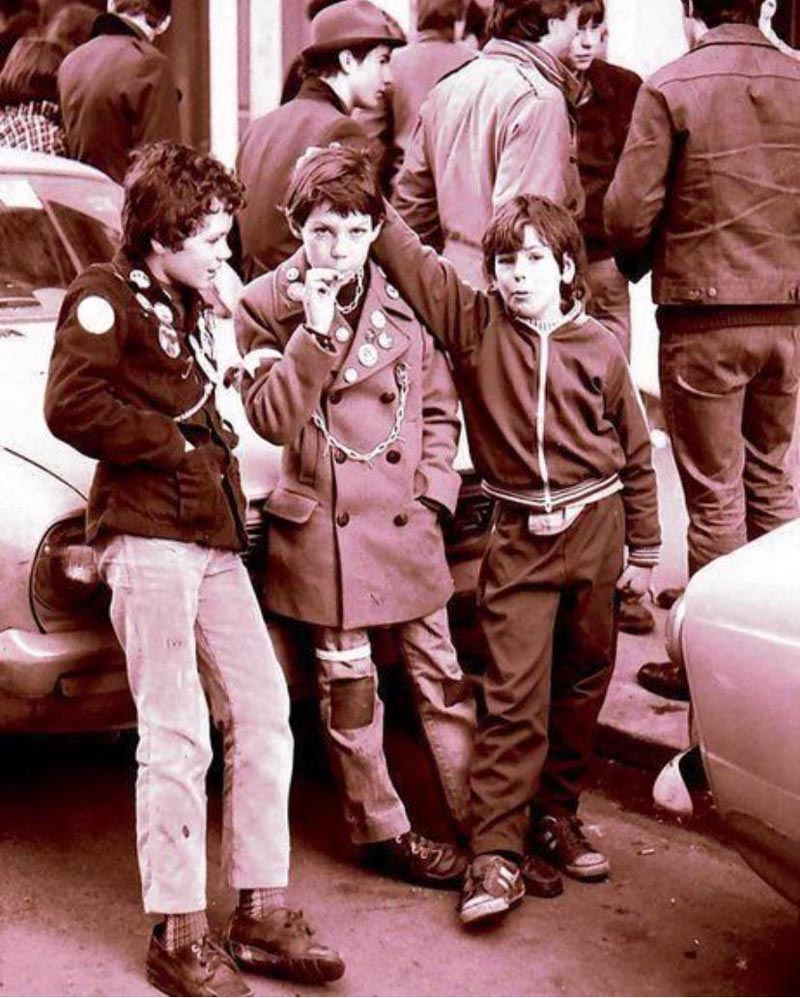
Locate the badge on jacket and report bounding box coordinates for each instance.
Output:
[76,295,115,335]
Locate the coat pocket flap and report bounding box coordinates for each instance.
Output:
[265,487,319,524]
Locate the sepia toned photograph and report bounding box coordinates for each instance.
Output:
[0,1,799,995]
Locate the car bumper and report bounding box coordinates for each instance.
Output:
[0,625,126,699]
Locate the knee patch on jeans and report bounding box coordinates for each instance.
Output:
[442,676,471,707]
[330,676,375,730]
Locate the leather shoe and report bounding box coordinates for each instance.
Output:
[637,660,690,701]
[655,587,684,610]
[365,830,467,889]
[618,596,655,635]
[520,853,564,898]
[226,907,344,985]
[147,925,252,997]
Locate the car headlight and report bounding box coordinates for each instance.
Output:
[664,595,686,670]
[31,516,109,630]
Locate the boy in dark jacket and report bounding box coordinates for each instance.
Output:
[372,195,661,927]
[44,142,343,997]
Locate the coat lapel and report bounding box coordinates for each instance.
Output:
[329,261,413,392]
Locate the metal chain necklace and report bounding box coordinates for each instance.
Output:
[336,268,365,315]
[312,364,410,464]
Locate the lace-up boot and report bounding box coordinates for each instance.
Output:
[226,907,345,984]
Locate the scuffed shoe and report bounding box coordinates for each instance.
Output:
[147,926,252,997]
[226,907,344,985]
[637,660,690,701]
[365,830,467,889]
[618,595,655,635]
[459,854,525,926]
[532,815,610,881]
[519,852,564,898]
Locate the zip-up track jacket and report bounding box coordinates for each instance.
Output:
[374,208,661,567]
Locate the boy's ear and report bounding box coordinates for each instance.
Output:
[287,217,303,240]
[338,48,356,75]
[561,253,576,285]
[369,219,383,244]
[150,237,167,256]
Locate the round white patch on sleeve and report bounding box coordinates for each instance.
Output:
[76,295,116,335]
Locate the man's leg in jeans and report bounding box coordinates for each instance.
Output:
[585,256,632,359]
[193,549,293,892]
[394,607,476,831]
[311,625,409,846]
[659,324,751,576]
[95,534,212,915]
[742,326,800,541]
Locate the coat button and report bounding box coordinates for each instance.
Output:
[386,449,401,464]
[380,390,396,404]
[330,390,343,405]
[393,513,408,527]
[336,512,350,527]
[334,449,347,463]
[707,287,717,298]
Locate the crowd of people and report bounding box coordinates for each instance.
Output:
[3,0,795,995]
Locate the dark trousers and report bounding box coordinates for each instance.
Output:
[469,495,623,857]
[658,320,800,576]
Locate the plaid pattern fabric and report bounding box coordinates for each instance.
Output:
[0,100,67,156]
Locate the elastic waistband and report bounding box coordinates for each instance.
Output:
[482,473,621,511]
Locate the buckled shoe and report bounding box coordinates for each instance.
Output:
[147,925,252,997]
[459,854,525,926]
[532,815,610,881]
[365,830,468,889]
[226,907,345,985]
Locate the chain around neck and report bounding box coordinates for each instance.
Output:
[337,268,365,315]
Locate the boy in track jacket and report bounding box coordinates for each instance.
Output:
[371,194,661,927]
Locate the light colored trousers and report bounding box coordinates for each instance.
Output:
[312,606,475,845]
[95,534,293,914]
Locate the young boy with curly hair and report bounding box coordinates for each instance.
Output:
[370,194,661,926]
[45,141,344,997]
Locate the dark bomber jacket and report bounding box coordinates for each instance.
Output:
[605,25,800,306]
[375,209,661,567]
[45,255,246,551]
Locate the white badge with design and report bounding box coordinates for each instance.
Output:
[154,302,174,325]
[158,324,181,358]
[77,295,115,335]
[358,343,379,368]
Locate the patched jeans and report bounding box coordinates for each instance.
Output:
[95,534,293,914]
[659,321,800,576]
[311,606,475,845]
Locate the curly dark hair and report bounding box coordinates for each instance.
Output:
[483,194,587,309]
[122,142,245,259]
[283,143,384,229]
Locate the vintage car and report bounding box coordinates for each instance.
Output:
[663,520,800,907]
[0,150,491,733]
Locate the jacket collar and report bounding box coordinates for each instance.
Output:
[296,75,349,115]
[482,38,583,107]
[692,23,777,51]
[91,12,148,41]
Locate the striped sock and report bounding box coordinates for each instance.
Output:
[238,887,288,920]
[163,911,209,952]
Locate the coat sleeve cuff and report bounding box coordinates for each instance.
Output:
[627,545,661,568]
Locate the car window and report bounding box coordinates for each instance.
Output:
[0,173,121,322]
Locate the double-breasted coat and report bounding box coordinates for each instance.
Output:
[236,252,462,631]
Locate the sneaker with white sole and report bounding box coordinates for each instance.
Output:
[532,815,610,881]
[459,854,525,926]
